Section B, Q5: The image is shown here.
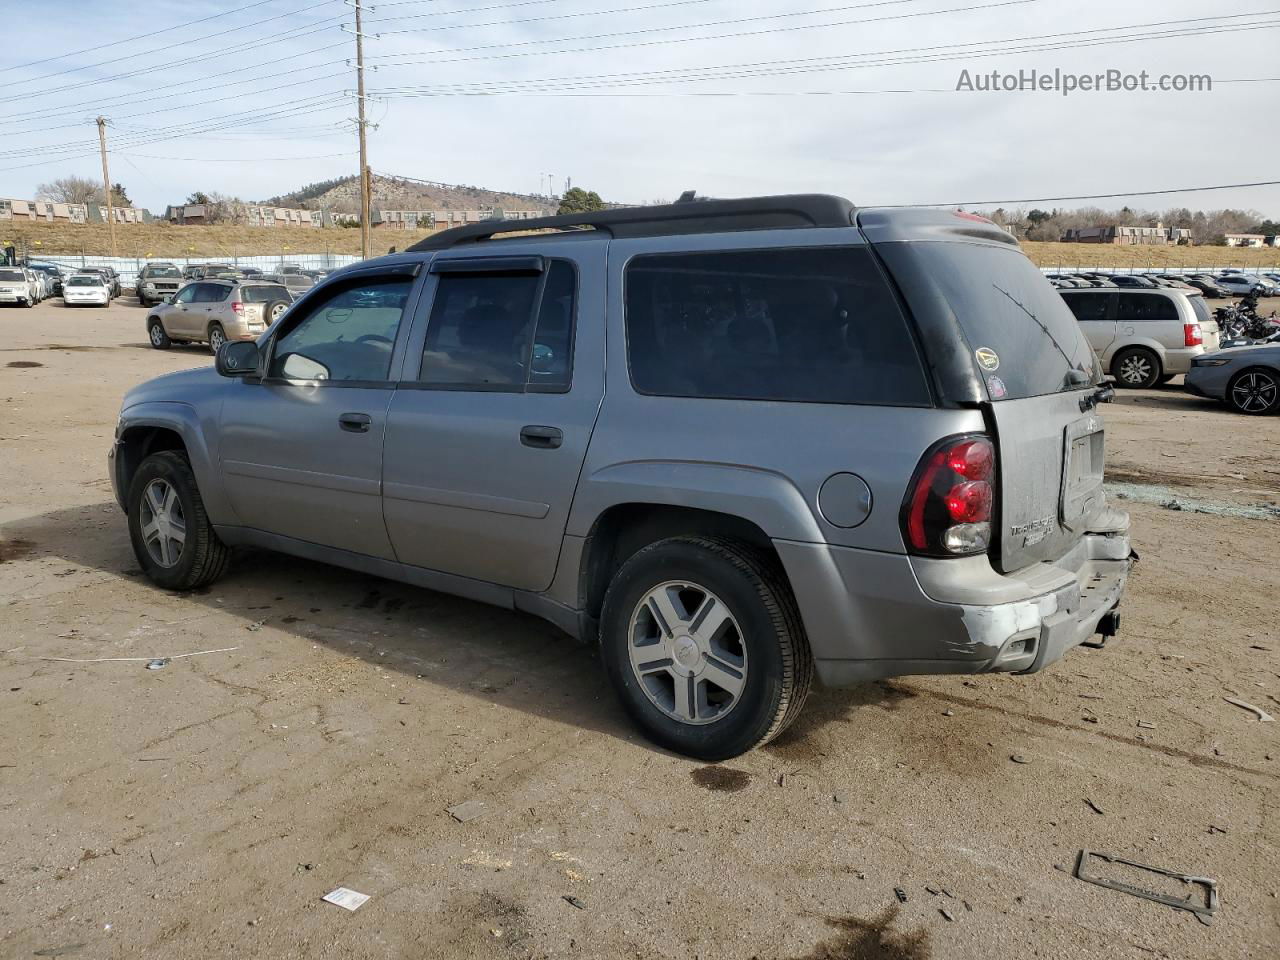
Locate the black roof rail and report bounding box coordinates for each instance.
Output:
[407,193,856,252]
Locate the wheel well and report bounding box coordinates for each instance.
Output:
[117,426,187,495]
[579,504,782,623]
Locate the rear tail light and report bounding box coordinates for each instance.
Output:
[231,301,244,316]
[901,435,996,557]
[1183,323,1202,347]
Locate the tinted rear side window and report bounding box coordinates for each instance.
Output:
[877,242,1100,401]
[624,247,930,406]
[1117,292,1178,321]
[1188,295,1211,325]
[241,284,290,303]
[1061,292,1113,322]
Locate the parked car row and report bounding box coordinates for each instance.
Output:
[1048,271,1280,298]
[1056,282,1280,414]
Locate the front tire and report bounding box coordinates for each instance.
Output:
[147,317,171,349]
[599,536,812,761]
[127,451,230,590]
[1227,368,1280,415]
[1112,347,1161,388]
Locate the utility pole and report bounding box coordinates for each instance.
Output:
[96,116,118,258]
[352,0,371,260]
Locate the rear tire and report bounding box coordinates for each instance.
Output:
[1112,347,1161,389]
[207,322,226,355]
[1227,367,1280,415]
[264,300,290,324]
[127,451,231,591]
[599,536,812,761]
[147,317,171,349]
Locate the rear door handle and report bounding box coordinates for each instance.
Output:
[520,425,563,449]
[339,412,372,433]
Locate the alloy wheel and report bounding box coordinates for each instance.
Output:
[149,323,165,346]
[1119,354,1153,385]
[209,327,226,353]
[139,479,186,568]
[1231,371,1278,412]
[627,581,747,725]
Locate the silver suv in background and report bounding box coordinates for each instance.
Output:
[110,195,1132,760]
[0,266,37,306]
[1060,288,1220,387]
[137,262,184,306]
[146,279,293,353]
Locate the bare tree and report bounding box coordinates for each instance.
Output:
[36,176,101,205]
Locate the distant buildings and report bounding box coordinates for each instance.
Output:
[1223,233,1268,248]
[0,197,151,224]
[1061,223,1191,245]
[371,208,544,230]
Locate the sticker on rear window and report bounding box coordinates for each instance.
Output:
[975,347,1000,371]
[986,375,1007,399]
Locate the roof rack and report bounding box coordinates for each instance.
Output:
[407,192,856,252]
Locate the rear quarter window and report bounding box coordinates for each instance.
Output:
[624,246,931,406]
[876,241,1100,401]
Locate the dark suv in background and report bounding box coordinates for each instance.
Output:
[110,195,1132,759]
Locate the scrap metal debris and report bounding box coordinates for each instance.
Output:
[562,895,586,910]
[447,799,488,823]
[894,887,908,903]
[1071,850,1218,925]
[37,647,240,665]
[1010,755,1030,764]
[145,659,168,671]
[939,908,955,922]
[1223,696,1275,722]
[1085,799,1105,816]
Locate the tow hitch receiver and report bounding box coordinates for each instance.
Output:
[1082,608,1121,649]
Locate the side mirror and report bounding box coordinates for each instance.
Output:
[216,340,261,378]
[161,295,173,304]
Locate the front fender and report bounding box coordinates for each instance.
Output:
[566,459,824,542]
[116,401,236,525]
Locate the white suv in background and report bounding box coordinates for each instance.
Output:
[1060,288,1220,387]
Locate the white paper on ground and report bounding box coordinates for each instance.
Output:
[322,887,371,911]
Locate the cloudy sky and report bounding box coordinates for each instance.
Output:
[3,0,1277,215]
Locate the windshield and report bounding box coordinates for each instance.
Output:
[881,241,1101,401]
[0,269,24,281]
[67,276,101,287]
[241,284,290,303]
[146,266,181,278]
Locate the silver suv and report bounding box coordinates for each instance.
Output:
[109,195,1133,759]
[1060,287,1220,387]
[146,279,293,353]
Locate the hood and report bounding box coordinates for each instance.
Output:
[121,365,223,411]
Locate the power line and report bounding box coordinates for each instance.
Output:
[881,180,1280,208]
[0,0,344,90]
[0,0,294,75]
[373,0,1037,49]
[367,12,1280,89]
[122,151,352,162]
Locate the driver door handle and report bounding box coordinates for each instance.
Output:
[520,425,563,449]
[339,412,372,433]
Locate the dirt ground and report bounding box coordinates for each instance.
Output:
[1,298,1277,960]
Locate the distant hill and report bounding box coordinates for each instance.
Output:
[264,174,558,215]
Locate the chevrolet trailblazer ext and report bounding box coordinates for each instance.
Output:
[110,195,1133,760]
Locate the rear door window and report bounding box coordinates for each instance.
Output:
[624,247,930,406]
[1061,292,1114,322]
[1116,293,1177,321]
[417,259,577,391]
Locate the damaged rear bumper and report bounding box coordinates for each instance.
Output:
[774,511,1134,687]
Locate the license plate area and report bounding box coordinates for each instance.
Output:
[1061,416,1105,531]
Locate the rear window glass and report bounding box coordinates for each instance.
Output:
[884,242,1100,401]
[67,276,100,286]
[624,247,930,406]
[241,284,290,303]
[1188,295,1211,325]
[0,269,24,281]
